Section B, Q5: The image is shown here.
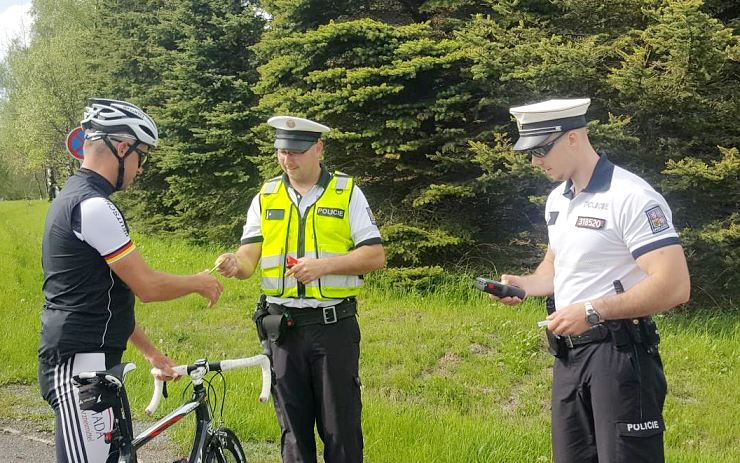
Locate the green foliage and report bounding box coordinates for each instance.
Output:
[381,223,467,266]
[0,0,737,302]
[0,0,93,184]
[373,265,447,292]
[92,0,267,244]
[662,147,739,301]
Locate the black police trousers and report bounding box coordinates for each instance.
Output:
[552,340,667,463]
[269,310,363,463]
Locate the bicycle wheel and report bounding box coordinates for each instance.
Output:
[204,427,247,463]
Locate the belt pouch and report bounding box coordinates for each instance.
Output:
[544,297,565,358]
[607,320,633,350]
[639,317,661,353]
[252,296,270,342]
[261,314,289,344]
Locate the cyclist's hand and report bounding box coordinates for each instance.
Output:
[215,252,241,278]
[146,351,180,381]
[195,271,223,308]
[489,274,525,305]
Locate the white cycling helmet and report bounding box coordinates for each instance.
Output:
[81,98,159,147]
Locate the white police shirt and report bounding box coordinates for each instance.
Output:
[240,168,382,308]
[546,155,680,309]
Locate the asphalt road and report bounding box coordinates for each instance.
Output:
[0,418,176,462]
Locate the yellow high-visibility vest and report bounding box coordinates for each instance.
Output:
[259,173,362,299]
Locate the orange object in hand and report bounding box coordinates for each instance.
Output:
[286,256,299,268]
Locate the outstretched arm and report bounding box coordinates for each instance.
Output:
[110,249,223,307]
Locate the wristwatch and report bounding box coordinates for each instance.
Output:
[584,301,602,326]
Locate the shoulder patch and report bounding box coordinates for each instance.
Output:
[547,211,559,225]
[645,205,669,234]
[366,207,377,225]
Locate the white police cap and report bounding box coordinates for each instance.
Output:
[267,116,331,152]
[509,98,591,151]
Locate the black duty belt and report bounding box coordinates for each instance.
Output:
[560,323,610,349]
[269,298,357,327]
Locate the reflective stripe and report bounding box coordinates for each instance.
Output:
[321,274,362,289]
[262,277,297,291]
[318,251,348,259]
[261,254,283,268]
[264,178,281,194]
[334,176,350,191]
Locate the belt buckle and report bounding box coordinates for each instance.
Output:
[564,335,575,349]
[322,306,337,324]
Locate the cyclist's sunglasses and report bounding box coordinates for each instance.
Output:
[527,132,567,158]
[131,146,148,167]
[108,136,149,167]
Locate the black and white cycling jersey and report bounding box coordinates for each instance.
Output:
[40,168,136,364]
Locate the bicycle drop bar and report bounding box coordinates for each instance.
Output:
[146,354,271,415]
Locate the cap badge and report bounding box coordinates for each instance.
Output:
[286,119,296,128]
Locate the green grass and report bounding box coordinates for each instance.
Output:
[1,200,738,462]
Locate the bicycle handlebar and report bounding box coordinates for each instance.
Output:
[145,354,271,416]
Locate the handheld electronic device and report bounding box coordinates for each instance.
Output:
[475,277,526,299]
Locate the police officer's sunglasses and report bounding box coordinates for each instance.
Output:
[527,131,568,158]
[276,147,312,156]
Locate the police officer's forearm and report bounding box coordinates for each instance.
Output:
[519,248,556,297]
[322,244,385,276]
[593,245,690,320]
[232,243,261,279]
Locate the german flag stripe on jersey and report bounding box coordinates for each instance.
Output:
[104,241,135,264]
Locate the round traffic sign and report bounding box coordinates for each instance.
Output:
[66,127,85,160]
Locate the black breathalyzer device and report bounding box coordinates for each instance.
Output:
[475,277,526,299]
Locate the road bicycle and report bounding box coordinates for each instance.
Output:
[73,354,271,462]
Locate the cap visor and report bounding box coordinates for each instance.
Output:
[513,134,551,151]
[275,139,315,152]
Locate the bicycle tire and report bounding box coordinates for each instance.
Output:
[204,427,247,463]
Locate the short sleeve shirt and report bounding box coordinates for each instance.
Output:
[74,197,136,263]
[546,155,680,309]
[240,169,382,308]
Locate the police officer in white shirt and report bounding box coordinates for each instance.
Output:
[490,98,690,462]
[216,116,385,463]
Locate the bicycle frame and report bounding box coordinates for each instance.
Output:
[114,380,214,462]
[77,355,271,463]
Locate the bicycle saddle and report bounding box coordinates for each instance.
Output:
[74,362,137,388]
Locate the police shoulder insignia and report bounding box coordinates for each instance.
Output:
[645,205,669,234]
[547,211,559,225]
[366,207,377,225]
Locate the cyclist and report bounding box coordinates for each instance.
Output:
[38,98,223,463]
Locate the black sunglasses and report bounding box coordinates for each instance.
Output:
[527,132,567,158]
[109,136,149,167]
[132,146,148,167]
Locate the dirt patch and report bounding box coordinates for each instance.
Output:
[421,351,463,379]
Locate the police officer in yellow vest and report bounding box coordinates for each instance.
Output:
[216,116,385,463]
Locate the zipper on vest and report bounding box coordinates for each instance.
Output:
[296,205,310,298]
